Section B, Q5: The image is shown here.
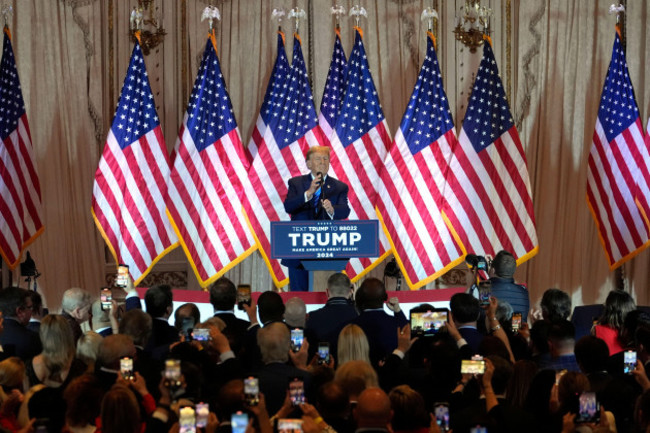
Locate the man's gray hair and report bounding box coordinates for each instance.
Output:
[327,272,351,297]
[257,322,290,364]
[284,297,306,328]
[61,288,93,314]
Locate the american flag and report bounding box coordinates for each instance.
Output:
[245,32,290,162]
[443,39,538,263]
[92,40,178,284]
[318,29,347,139]
[587,29,650,268]
[0,28,43,269]
[243,34,323,287]
[376,33,464,290]
[167,35,256,287]
[328,28,392,281]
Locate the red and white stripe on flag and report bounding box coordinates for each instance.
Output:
[92,41,178,284]
[0,29,43,268]
[243,34,323,288]
[167,36,256,287]
[376,33,464,290]
[443,40,538,262]
[586,29,650,268]
[328,29,393,281]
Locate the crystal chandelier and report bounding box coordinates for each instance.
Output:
[453,0,492,52]
[130,0,166,55]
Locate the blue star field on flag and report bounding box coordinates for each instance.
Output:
[268,35,318,150]
[111,43,159,149]
[463,41,513,153]
[319,32,347,125]
[400,35,454,155]
[0,32,25,141]
[261,33,290,121]
[598,32,639,144]
[186,39,237,152]
[335,30,384,147]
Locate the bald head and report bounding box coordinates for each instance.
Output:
[354,387,392,428]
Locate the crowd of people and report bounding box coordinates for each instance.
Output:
[0,251,648,433]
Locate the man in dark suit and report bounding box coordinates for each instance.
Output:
[143,285,179,359]
[252,322,312,415]
[0,286,42,360]
[351,278,407,366]
[305,272,357,356]
[209,277,250,357]
[283,146,350,291]
[450,293,484,355]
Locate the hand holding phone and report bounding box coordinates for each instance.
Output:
[318,342,330,365]
[289,378,305,405]
[237,285,252,311]
[290,329,304,352]
[100,288,112,311]
[116,264,129,288]
[120,357,134,381]
[244,376,259,406]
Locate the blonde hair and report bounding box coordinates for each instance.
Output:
[76,331,103,367]
[337,324,370,365]
[306,146,330,161]
[334,360,378,400]
[40,314,76,381]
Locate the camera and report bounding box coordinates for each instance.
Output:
[465,253,489,271]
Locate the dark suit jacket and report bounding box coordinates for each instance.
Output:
[284,174,350,221]
[254,362,312,415]
[458,327,484,355]
[351,309,408,366]
[305,297,358,355]
[0,318,42,360]
[214,312,250,356]
[145,317,179,359]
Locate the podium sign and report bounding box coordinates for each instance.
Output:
[270,220,379,259]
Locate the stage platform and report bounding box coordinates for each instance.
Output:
[135,287,467,324]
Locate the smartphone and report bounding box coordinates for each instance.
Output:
[624,350,637,374]
[278,419,303,433]
[410,309,448,337]
[164,359,181,388]
[478,281,492,306]
[470,427,487,433]
[237,284,252,311]
[244,376,259,406]
[576,392,600,424]
[434,403,450,432]
[460,359,485,375]
[100,288,112,311]
[179,406,196,433]
[511,312,522,332]
[120,357,134,381]
[116,264,129,288]
[33,418,49,433]
[290,329,304,352]
[192,328,210,342]
[318,342,330,364]
[231,411,248,433]
[181,317,195,341]
[196,403,209,428]
[289,378,305,405]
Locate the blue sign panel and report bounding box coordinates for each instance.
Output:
[270,220,379,260]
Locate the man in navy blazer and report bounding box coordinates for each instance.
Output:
[283,146,350,291]
[450,293,484,355]
[351,277,407,366]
